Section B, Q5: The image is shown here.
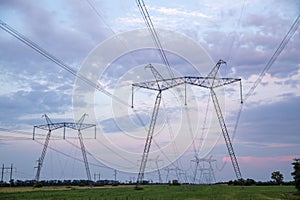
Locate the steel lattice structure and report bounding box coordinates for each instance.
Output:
[132,60,243,188]
[192,155,217,184]
[33,114,96,185]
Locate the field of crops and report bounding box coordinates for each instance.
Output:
[0,185,299,200]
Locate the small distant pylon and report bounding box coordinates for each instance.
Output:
[33,114,96,186]
[1,163,15,186]
[192,155,216,184]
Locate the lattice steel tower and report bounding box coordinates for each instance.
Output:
[132,60,243,188]
[33,114,96,185]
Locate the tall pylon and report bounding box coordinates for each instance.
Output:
[132,60,243,187]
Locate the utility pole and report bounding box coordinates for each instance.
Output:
[9,164,13,187]
[1,164,4,182]
[1,164,15,186]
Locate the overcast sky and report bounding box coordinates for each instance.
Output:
[0,0,299,183]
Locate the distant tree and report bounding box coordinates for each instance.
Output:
[9,179,14,187]
[245,178,256,186]
[171,180,180,186]
[271,171,283,185]
[291,158,300,192]
[233,179,244,185]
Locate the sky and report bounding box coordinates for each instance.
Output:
[0,0,299,183]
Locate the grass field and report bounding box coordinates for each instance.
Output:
[0,185,299,200]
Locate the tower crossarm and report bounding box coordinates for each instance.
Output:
[34,123,65,131]
[133,77,186,91]
[185,76,241,89]
[34,122,96,131]
[34,122,95,131]
[64,123,96,131]
[211,78,241,89]
[35,114,62,131]
[133,76,241,91]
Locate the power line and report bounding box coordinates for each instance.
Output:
[87,0,184,172]
[225,0,246,62]
[33,139,110,170]
[0,127,35,136]
[0,127,95,140]
[216,13,300,175]
[0,20,127,106]
[196,95,211,157]
[136,0,174,78]
[66,139,134,170]
[1,128,117,175]
[134,0,196,182]
[244,14,300,102]
[0,18,163,166]
[232,13,300,136]
[85,0,114,34]
[0,15,179,178]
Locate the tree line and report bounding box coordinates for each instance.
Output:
[0,179,119,187]
[0,158,299,192]
[225,158,300,192]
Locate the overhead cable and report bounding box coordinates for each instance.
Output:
[0,20,127,106]
[244,14,300,102]
[136,0,174,78]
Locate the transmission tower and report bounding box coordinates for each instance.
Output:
[192,155,216,184]
[94,172,101,182]
[33,114,96,185]
[1,164,15,186]
[164,167,179,183]
[132,60,243,187]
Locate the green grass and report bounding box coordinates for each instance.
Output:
[0,185,299,200]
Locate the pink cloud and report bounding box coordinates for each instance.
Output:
[222,155,298,165]
[236,141,300,149]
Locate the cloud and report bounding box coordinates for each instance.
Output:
[235,141,300,149]
[0,0,114,131]
[149,6,211,19]
[0,89,72,129]
[237,95,300,145]
[118,17,144,25]
[0,0,299,181]
[222,155,298,165]
[99,109,173,134]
